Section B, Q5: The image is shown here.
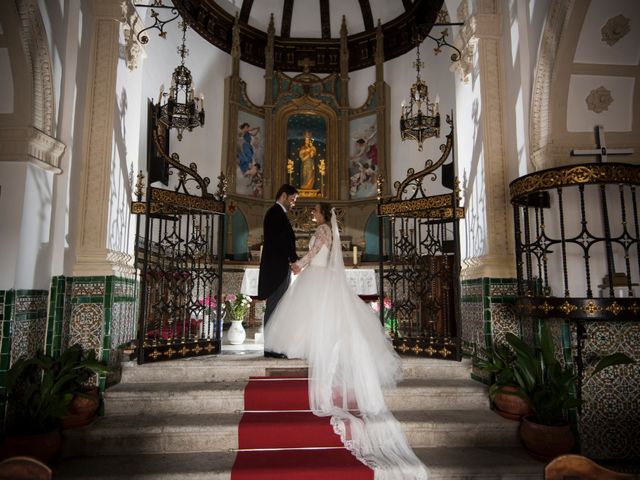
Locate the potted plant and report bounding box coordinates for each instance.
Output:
[58,344,110,429]
[476,343,532,420]
[504,323,634,461]
[0,345,109,463]
[224,293,252,345]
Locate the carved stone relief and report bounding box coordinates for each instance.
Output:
[529,0,575,171]
[585,85,613,113]
[601,14,631,47]
[121,0,145,71]
[16,0,54,136]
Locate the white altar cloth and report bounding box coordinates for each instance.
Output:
[240,267,378,297]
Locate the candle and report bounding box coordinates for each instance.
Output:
[259,244,263,259]
[353,245,358,265]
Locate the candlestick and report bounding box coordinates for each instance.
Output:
[353,245,358,266]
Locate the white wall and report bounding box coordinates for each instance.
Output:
[136,12,232,191]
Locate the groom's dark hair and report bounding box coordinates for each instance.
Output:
[275,184,298,200]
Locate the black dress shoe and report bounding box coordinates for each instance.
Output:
[264,350,288,359]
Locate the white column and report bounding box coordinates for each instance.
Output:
[457,0,515,279]
[72,0,128,276]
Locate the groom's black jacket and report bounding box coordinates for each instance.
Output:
[257,203,298,300]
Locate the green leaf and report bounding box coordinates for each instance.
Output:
[590,353,634,379]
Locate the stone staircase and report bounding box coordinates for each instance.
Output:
[55,354,544,479]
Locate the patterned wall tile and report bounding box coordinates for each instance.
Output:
[461,301,483,347]
[489,283,517,297]
[579,321,640,459]
[69,303,104,353]
[9,290,48,364]
[462,283,483,298]
[489,303,518,347]
[110,302,135,351]
[10,319,47,364]
[72,279,105,296]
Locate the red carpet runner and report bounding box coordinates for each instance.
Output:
[231,376,374,480]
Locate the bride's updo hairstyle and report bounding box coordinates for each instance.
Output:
[318,203,332,223]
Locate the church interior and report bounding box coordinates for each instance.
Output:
[0,0,639,478]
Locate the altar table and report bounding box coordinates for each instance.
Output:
[240,267,378,297]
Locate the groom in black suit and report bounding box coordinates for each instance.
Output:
[258,184,300,358]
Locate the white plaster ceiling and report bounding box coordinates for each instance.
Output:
[567,75,635,132]
[565,0,639,133]
[215,0,407,37]
[573,0,640,65]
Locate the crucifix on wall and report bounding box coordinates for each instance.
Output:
[570,125,635,296]
[571,125,634,163]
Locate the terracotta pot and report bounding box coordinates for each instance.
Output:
[493,386,532,421]
[520,415,575,462]
[60,388,99,429]
[0,429,62,464]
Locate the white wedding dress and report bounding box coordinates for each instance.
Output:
[265,211,428,480]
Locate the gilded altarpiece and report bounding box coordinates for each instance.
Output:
[224,72,386,204]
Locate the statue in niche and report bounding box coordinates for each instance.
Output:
[299,130,317,190]
[286,113,326,197]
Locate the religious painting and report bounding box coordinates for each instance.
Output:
[286,114,327,197]
[235,110,265,197]
[349,115,378,199]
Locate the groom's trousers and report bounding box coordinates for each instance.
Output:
[263,271,291,327]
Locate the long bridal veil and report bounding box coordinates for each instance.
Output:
[307,209,428,480]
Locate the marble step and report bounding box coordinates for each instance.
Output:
[62,409,519,457]
[104,378,490,416]
[54,447,544,479]
[120,355,473,384]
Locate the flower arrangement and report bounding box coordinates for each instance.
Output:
[224,293,252,322]
[371,296,397,335]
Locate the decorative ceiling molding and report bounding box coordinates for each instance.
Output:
[16,0,54,136]
[357,0,374,32]
[281,0,293,39]
[319,0,330,40]
[239,0,253,24]
[173,0,443,73]
[601,14,631,47]
[529,0,575,171]
[585,85,613,113]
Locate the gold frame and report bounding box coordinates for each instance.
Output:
[275,96,339,199]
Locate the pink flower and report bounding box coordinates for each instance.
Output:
[383,297,392,310]
[226,293,237,303]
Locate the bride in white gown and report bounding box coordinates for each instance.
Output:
[265,204,428,480]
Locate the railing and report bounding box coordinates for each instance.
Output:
[510,162,640,320]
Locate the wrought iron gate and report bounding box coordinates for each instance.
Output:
[377,116,463,360]
[132,126,227,364]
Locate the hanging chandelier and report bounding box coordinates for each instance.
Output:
[400,38,440,152]
[157,20,205,141]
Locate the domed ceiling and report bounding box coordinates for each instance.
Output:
[174,0,445,72]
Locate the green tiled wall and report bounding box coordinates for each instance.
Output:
[460,277,518,384]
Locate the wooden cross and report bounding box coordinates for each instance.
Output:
[571,125,634,163]
[570,125,634,296]
[298,57,315,73]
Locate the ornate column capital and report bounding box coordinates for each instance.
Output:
[0,126,65,173]
[120,0,146,71]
